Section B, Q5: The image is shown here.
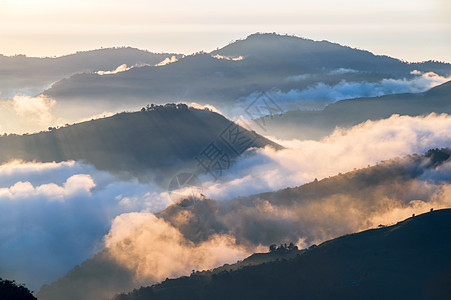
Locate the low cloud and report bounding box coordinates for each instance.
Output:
[105,212,255,282]
[329,68,359,75]
[155,56,179,66]
[96,113,451,290]
[241,71,451,112]
[188,102,221,114]
[4,113,451,295]
[11,94,56,125]
[96,64,131,75]
[96,63,152,75]
[102,156,451,291]
[77,111,116,123]
[0,174,94,202]
[199,113,451,200]
[0,160,171,290]
[0,94,61,134]
[212,54,244,61]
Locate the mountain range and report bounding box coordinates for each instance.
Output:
[0,48,181,99]
[1,32,451,300]
[258,80,451,140]
[39,33,451,118]
[36,148,451,300]
[114,208,451,300]
[0,104,279,183]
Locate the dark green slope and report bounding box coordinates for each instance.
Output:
[259,80,451,140]
[114,209,451,300]
[0,105,280,182]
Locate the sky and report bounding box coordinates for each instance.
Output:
[0,0,450,61]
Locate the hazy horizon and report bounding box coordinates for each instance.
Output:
[1,33,450,65]
[0,0,450,62]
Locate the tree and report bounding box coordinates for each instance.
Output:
[269,244,277,252]
[0,278,37,300]
[287,242,298,251]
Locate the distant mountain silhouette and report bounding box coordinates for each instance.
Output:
[113,208,451,300]
[37,149,451,300]
[0,105,280,182]
[258,80,451,140]
[0,47,182,98]
[42,33,451,114]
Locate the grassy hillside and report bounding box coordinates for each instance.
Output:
[114,209,451,300]
[0,105,280,182]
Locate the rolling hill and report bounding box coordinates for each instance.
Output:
[113,208,451,300]
[258,80,451,140]
[0,105,280,183]
[42,33,451,114]
[0,48,181,98]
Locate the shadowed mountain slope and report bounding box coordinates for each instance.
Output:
[37,149,451,300]
[0,105,280,182]
[258,80,451,140]
[114,208,451,300]
[42,34,451,113]
[0,48,181,97]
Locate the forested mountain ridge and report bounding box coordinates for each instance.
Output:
[0,105,280,182]
[42,33,451,112]
[37,149,451,300]
[257,80,451,140]
[114,208,451,300]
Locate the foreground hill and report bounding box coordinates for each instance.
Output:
[42,33,451,113]
[114,209,451,300]
[259,80,451,140]
[0,48,181,98]
[37,149,451,300]
[0,278,37,300]
[0,105,279,182]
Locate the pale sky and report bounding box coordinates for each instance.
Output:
[0,0,450,62]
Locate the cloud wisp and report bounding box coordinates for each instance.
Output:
[198,113,451,200]
[239,71,451,112]
[0,94,58,133]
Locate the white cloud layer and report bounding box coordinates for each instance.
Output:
[155,56,180,66]
[0,94,61,134]
[2,113,451,292]
[105,212,256,282]
[200,113,451,200]
[96,63,151,75]
[212,54,244,61]
[99,113,451,288]
[0,160,171,290]
[239,71,451,112]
